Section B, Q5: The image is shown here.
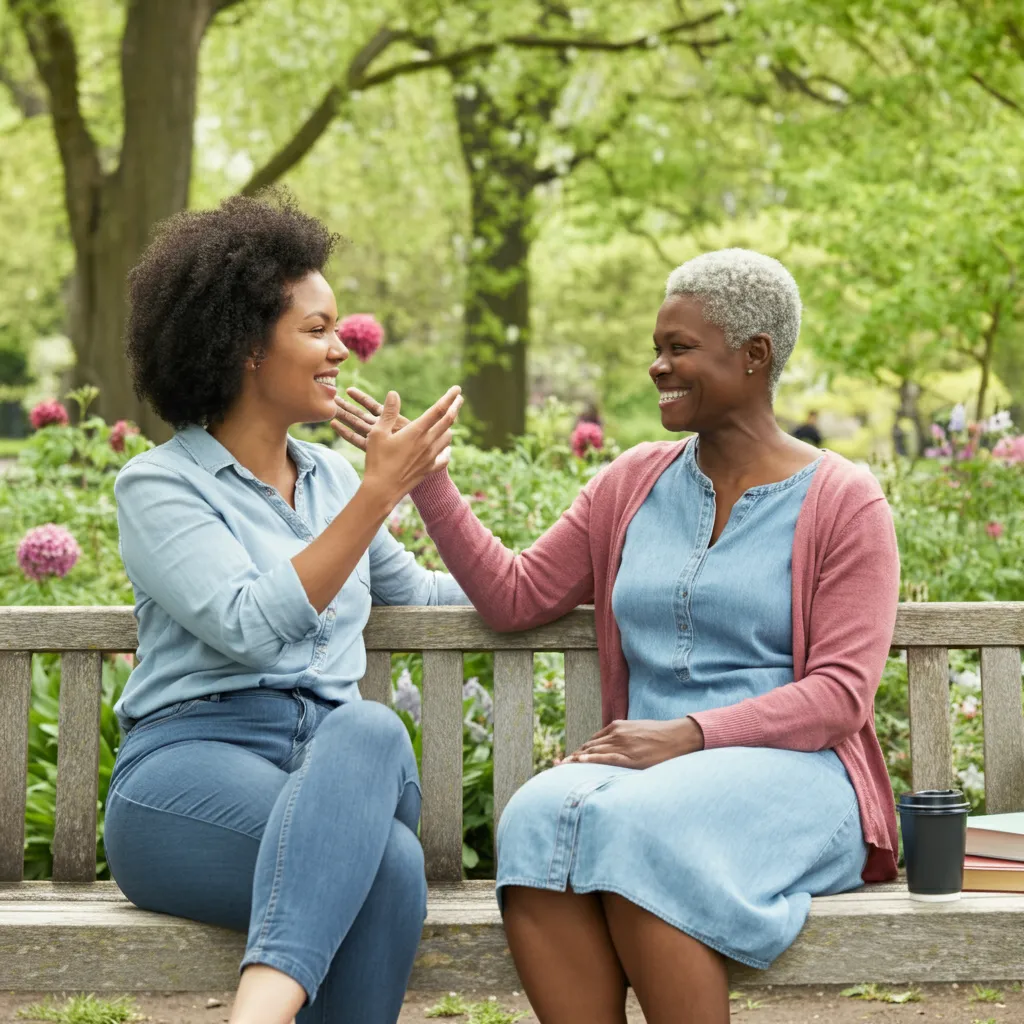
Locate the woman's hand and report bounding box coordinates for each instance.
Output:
[562,717,705,770]
[352,387,463,507]
[332,387,410,448]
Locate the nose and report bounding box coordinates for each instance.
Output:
[650,351,669,380]
[331,329,349,363]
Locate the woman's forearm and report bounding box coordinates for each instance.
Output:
[292,482,394,613]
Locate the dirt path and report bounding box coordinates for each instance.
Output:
[2,984,1022,1024]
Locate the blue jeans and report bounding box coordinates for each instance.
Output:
[104,690,425,1024]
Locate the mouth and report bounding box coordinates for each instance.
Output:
[658,387,692,406]
[314,372,338,396]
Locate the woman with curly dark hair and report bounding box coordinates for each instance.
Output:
[104,191,464,1024]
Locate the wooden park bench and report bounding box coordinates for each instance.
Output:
[0,603,1023,992]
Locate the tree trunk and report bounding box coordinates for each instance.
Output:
[450,49,570,450]
[72,1,210,442]
[975,299,1002,422]
[451,78,537,449]
[17,0,214,443]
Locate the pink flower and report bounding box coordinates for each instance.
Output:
[337,314,384,362]
[29,400,69,430]
[986,521,1004,540]
[109,419,139,453]
[16,524,81,581]
[571,421,604,458]
[994,435,1024,465]
[930,423,945,441]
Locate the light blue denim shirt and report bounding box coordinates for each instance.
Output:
[113,425,468,728]
[612,439,823,720]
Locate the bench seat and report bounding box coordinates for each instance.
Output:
[2,880,1023,991]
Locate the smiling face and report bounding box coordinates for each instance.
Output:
[650,294,771,433]
[250,271,348,424]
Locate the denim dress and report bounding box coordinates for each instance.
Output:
[495,441,869,969]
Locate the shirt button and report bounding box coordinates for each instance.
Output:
[327,609,336,620]
[680,623,688,631]
[681,591,688,598]
[316,644,327,655]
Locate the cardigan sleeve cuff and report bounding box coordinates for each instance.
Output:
[689,701,764,750]
[410,469,463,526]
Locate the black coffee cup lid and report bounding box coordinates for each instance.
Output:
[898,789,970,813]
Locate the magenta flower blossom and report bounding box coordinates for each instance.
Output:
[337,314,384,362]
[29,400,69,430]
[986,521,1005,540]
[930,423,946,441]
[571,421,604,458]
[109,419,139,453]
[17,524,81,582]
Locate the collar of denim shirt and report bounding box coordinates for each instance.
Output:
[176,424,318,482]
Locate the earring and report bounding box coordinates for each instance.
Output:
[746,368,754,375]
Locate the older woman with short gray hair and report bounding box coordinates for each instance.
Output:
[335,248,901,1024]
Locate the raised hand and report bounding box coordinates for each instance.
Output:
[349,386,462,507]
[331,387,410,450]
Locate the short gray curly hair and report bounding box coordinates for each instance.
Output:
[665,248,801,399]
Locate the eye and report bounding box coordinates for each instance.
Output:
[310,325,326,335]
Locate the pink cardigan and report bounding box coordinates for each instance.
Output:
[411,440,901,882]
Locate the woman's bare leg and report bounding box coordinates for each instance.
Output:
[503,885,628,1024]
[229,966,305,1024]
[601,893,730,1024]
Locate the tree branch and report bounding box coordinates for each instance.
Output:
[772,62,849,107]
[239,24,410,195]
[241,12,729,195]
[969,71,1023,115]
[10,0,100,238]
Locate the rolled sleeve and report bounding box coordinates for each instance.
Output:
[250,557,324,643]
[115,460,320,667]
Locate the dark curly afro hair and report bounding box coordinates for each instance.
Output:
[125,188,339,430]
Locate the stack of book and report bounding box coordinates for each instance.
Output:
[964,811,1024,892]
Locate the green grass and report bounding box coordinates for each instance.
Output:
[424,994,527,1023]
[970,986,1004,1003]
[840,983,922,1004]
[16,995,143,1024]
[425,994,471,1017]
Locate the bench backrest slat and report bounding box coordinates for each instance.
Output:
[564,649,603,755]
[420,650,464,882]
[360,650,393,707]
[980,646,1024,814]
[907,646,953,792]
[493,651,535,828]
[53,652,103,883]
[0,652,31,882]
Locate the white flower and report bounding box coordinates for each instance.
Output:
[954,669,981,692]
[957,763,985,793]
[987,410,1013,434]
[949,403,966,432]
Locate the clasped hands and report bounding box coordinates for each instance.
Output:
[562,717,705,770]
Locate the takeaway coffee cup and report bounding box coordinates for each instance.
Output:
[898,789,971,902]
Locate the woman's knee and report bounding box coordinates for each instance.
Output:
[373,820,427,923]
[318,700,414,764]
[498,765,585,845]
